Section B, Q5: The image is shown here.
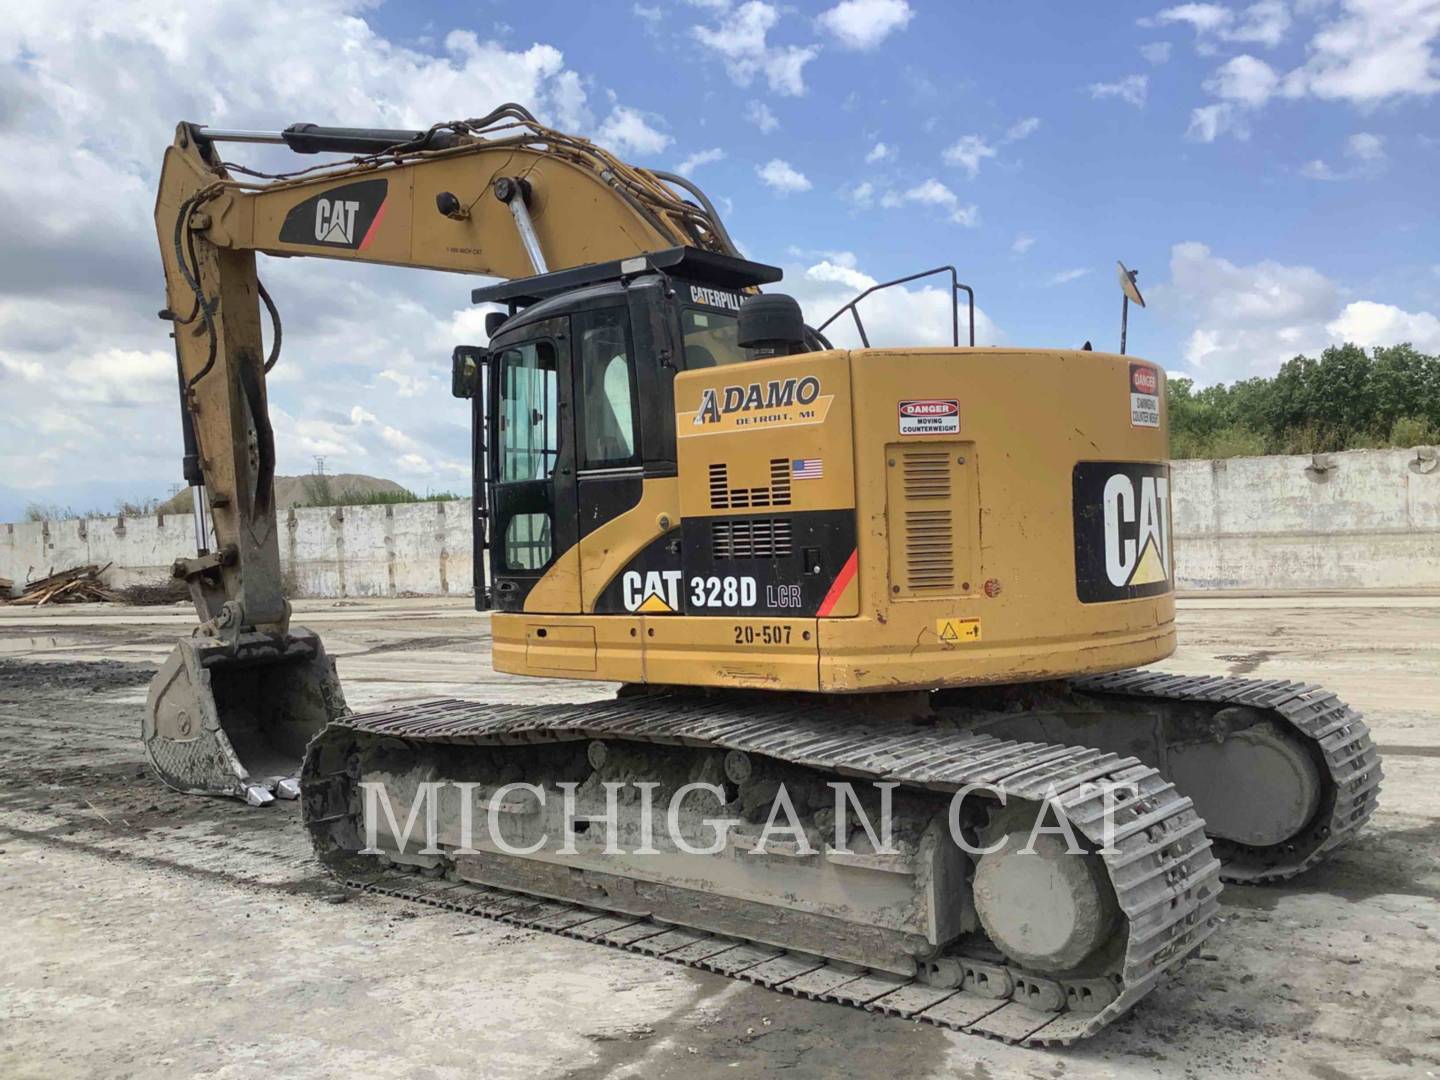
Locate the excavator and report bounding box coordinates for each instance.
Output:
[143,103,1381,1046]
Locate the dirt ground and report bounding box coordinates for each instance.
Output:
[1,595,1437,1079]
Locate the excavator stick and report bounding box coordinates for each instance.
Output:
[144,628,347,805]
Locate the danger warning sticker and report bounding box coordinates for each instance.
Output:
[936,616,981,643]
[1129,363,1161,428]
[899,399,960,435]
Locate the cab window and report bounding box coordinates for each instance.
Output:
[576,309,640,468]
[497,341,559,482]
[682,308,746,369]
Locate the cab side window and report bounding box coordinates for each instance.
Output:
[576,309,639,469]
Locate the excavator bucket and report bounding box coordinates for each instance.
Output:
[143,626,348,805]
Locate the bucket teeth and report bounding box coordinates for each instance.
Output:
[141,627,349,804]
[274,777,302,800]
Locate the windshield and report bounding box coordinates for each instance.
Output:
[681,308,746,369]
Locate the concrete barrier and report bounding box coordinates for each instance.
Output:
[1171,447,1439,591]
[1,500,475,600]
[3,447,1437,597]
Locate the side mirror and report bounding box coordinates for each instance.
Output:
[451,345,486,399]
[485,311,509,338]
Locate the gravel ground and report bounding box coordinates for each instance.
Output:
[1,595,1437,1079]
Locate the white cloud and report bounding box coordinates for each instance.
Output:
[878,179,979,226]
[1089,74,1149,107]
[1012,233,1037,254]
[1048,268,1091,285]
[674,147,726,176]
[1187,102,1248,141]
[747,100,780,132]
[1299,131,1389,180]
[0,0,672,502]
[948,204,980,228]
[1005,116,1041,141]
[816,0,914,50]
[1141,41,1174,65]
[0,355,44,381]
[1205,54,1280,105]
[1227,1,1292,47]
[889,178,956,206]
[1327,301,1440,352]
[842,180,876,207]
[786,245,859,268]
[756,158,812,193]
[1158,241,1440,381]
[865,141,894,163]
[789,259,1002,347]
[377,369,431,398]
[1185,2,1440,144]
[595,105,672,156]
[942,134,998,177]
[1146,3,1234,36]
[1281,0,1440,104]
[1146,2,1291,48]
[691,1,820,96]
[1346,131,1386,163]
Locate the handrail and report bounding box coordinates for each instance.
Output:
[815,265,975,348]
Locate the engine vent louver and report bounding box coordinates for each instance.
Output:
[901,450,954,591]
[709,460,792,510]
[712,518,793,559]
[886,443,976,598]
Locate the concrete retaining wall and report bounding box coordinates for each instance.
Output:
[1,501,475,599]
[3,447,1437,597]
[1170,447,1439,591]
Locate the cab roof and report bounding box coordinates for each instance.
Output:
[470,246,782,308]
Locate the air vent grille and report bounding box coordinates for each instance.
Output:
[713,518,793,559]
[708,460,793,510]
[886,443,974,598]
[903,508,954,590]
[903,449,952,500]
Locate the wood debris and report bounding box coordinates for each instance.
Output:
[1,564,121,606]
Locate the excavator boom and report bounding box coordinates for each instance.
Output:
[145,104,739,803]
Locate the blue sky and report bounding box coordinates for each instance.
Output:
[2,0,1439,520]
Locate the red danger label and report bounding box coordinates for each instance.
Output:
[898,399,960,434]
[1130,363,1159,396]
[899,400,959,417]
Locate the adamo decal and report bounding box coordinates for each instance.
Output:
[1073,462,1172,602]
[686,375,833,433]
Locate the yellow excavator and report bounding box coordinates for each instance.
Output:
[143,103,1380,1046]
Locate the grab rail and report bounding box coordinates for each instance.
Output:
[815,266,975,348]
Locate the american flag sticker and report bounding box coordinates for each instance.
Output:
[792,458,823,480]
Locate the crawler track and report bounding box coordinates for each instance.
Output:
[1073,671,1383,883]
[302,695,1222,1046]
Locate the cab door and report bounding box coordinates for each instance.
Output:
[487,316,580,612]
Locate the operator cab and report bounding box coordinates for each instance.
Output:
[453,247,784,613]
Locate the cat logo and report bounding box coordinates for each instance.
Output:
[1073,462,1172,603]
[277,178,388,251]
[314,199,360,244]
[622,570,683,613]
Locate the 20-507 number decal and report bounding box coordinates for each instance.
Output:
[733,624,793,646]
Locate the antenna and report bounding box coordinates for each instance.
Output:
[1116,261,1146,355]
